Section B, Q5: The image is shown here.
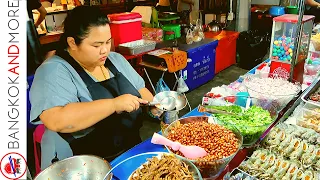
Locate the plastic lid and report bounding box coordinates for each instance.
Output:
[108,12,142,21]
[273,14,315,23]
[162,24,181,31]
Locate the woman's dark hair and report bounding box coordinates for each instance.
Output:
[59,6,109,49]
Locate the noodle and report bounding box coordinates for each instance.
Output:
[130,154,194,180]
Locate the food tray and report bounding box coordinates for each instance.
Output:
[238,123,320,180]
[301,76,320,107]
[297,102,320,132]
[117,39,156,55]
[223,168,257,180]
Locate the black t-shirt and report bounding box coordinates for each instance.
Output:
[27,0,42,21]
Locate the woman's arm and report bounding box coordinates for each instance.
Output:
[139,88,154,102]
[40,99,115,133]
[34,6,47,27]
[40,94,146,133]
[306,0,320,7]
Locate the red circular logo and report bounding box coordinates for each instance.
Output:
[0,152,27,179]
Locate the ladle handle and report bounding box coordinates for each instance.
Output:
[151,133,181,151]
[140,102,160,107]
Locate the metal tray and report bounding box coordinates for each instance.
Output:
[223,168,258,180]
[117,39,156,55]
[301,76,320,107]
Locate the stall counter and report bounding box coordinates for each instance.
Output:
[109,59,267,179]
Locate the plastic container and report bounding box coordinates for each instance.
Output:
[242,73,302,111]
[269,6,285,16]
[163,116,243,179]
[269,14,315,64]
[206,95,278,146]
[286,6,298,14]
[205,31,240,74]
[108,12,143,47]
[298,102,320,133]
[311,34,320,51]
[108,152,203,179]
[162,24,181,40]
[182,40,218,91]
[308,50,320,60]
[117,39,156,55]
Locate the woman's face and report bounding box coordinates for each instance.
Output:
[72,24,112,67]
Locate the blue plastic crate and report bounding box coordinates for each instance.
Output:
[181,40,218,91]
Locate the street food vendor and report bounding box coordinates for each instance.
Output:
[30,6,161,169]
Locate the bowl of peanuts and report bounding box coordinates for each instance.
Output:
[163,116,243,179]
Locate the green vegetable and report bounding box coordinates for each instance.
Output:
[210,105,273,145]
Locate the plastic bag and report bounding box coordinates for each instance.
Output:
[197,19,205,40]
[155,78,170,94]
[186,29,193,45]
[177,76,189,93]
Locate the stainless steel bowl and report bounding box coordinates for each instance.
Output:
[153,91,187,111]
[34,155,112,180]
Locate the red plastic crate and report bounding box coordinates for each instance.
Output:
[108,12,143,47]
[205,31,240,74]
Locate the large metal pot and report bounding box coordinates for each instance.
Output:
[34,155,112,180]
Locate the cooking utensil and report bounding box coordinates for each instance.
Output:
[153,91,187,111]
[141,101,160,107]
[151,132,208,159]
[158,96,176,111]
[198,105,237,116]
[142,96,176,110]
[34,155,112,180]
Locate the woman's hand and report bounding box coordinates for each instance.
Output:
[149,107,164,119]
[113,94,148,114]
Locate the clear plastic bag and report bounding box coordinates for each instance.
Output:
[155,77,170,94]
[186,29,193,45]
[177,76,189,93]
[192,19,203,42]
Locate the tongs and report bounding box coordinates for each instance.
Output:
[198,105,237,116]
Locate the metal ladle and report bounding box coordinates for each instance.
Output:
[143,96,176,111]
[158,96,176,111]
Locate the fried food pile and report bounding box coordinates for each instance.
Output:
[130,154,194,180]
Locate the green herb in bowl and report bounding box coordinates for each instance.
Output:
[207,105,274,146]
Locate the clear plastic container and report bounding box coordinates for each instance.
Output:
[297,102,320,133]
[201,95,279,147]
[269,14,315,65]
[242,73,301,111]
